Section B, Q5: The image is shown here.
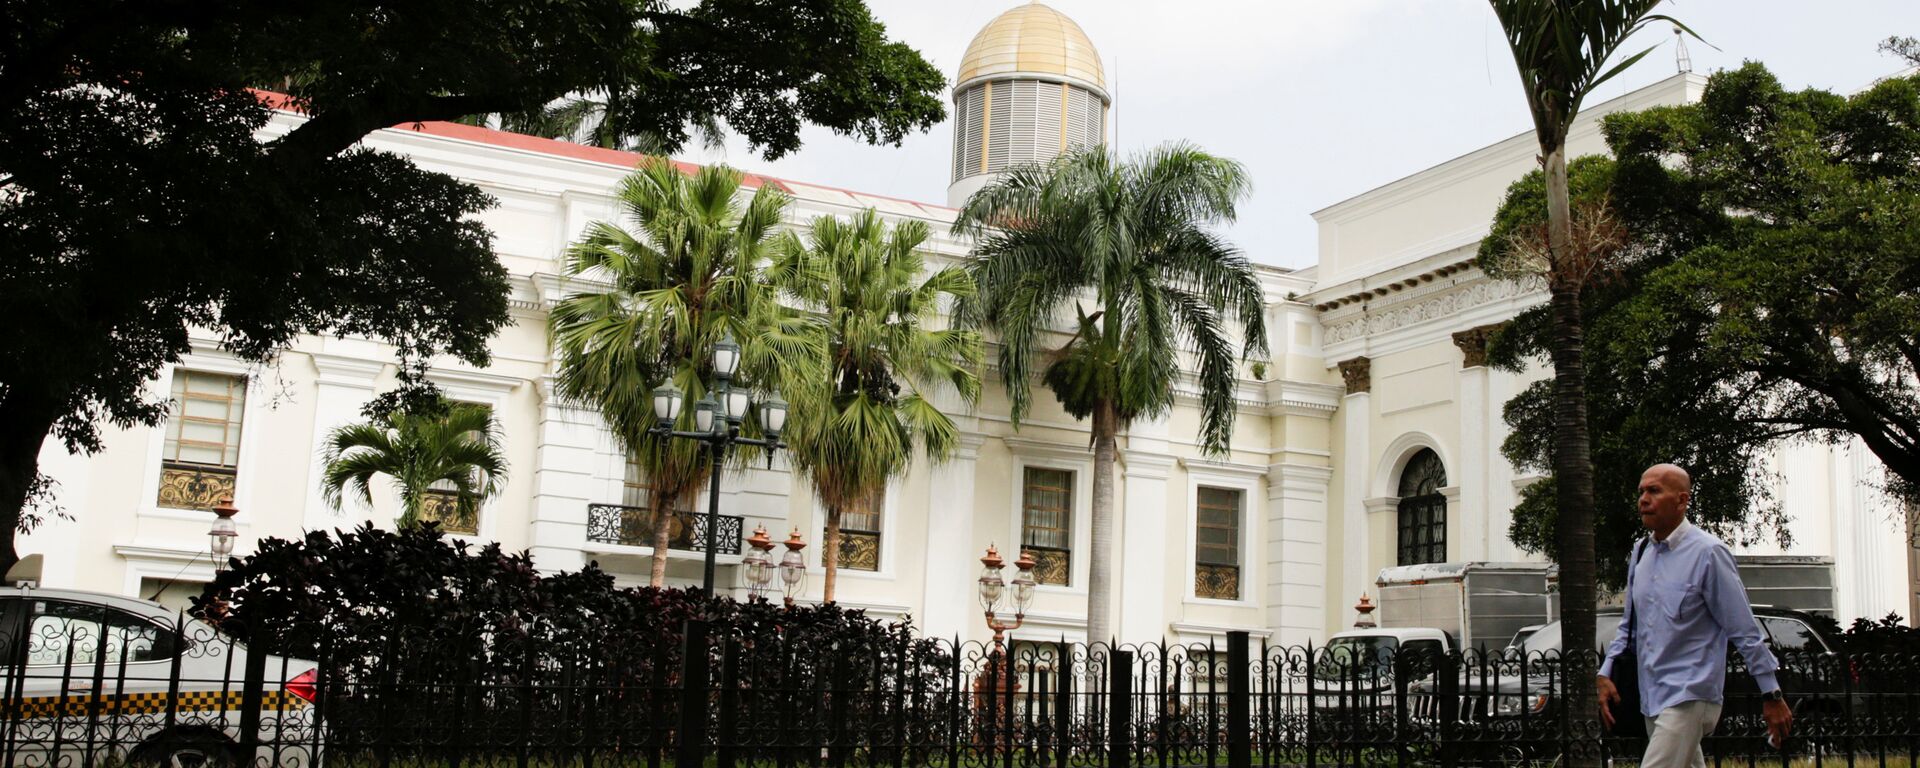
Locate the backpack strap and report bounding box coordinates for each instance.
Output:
[1622,537,1650,652]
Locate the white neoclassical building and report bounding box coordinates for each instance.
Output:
[21,3,1917,644]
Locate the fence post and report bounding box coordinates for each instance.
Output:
[237,634,269,761]
[676,619,711,768]
[1227,632,1250,768]
[1055,641,1072,768]
[718,632,741,768]
[1109,649,1133,768]
[1437,650,1458,768]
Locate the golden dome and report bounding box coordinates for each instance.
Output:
[956,3,1106,92]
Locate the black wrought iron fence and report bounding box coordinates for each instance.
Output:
[4,615,1918,767]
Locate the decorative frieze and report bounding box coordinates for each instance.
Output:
[1322,274,1545,345]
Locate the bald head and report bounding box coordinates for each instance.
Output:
[1638,463,1692,540]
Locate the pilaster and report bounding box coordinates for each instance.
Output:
[1266,462,1333,648]
[1119,449,1176,643]
[1338,371,1372,625]
[919,433,986,640]
[528,377,596,573]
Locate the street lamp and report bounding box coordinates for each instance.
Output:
[209,498,239,573]
[978,545,1036,648]
[779,529,808,607]
[650,331,789,597]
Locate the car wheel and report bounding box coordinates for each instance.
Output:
[130,731,237,768]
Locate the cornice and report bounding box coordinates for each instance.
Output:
[1121,450,1178,480]
[1320,271,1545,353]
[1179,457,1268,480]
[1001,437,1094,463]
[1265,379,1342,419]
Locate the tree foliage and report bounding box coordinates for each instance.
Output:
[0,0,946,574]
[775,210,982,600]
[1489,64,1920,585]
[548,160,823,586]
[320,397,508,530]
[953,143,1267,645]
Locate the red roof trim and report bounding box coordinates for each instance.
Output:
[251,89,966,210]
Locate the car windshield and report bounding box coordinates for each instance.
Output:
[1315,636,1398,680]
[1517,615,1623,657]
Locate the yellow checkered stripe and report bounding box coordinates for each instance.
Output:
[6,690,308,719]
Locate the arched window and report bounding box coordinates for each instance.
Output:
[1396,449,1448,565]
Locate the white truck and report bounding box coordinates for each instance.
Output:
[1369,561,1559,654]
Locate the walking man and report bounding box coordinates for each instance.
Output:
[1597,463,1792,767]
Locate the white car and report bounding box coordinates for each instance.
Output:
[0,586,319,767]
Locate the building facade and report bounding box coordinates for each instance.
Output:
[20,4,1914,643]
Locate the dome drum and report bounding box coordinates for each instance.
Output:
[950,78,1105,185]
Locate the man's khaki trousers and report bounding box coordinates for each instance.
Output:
[1639,700,1723,768]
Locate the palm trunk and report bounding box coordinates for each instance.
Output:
[822,503,844,603]
[1544,145,1600,725]
[648,486,679,587]
[0,392,61,580]
[1087,401,1119,648]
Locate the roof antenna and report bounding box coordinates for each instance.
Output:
[1674,25,1692,74]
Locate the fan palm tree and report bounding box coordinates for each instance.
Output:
[550,158,821,587]
[953,143,1268,647]
[320,401,507,530]
[1485,0,1692,724]
[776,209,982,602]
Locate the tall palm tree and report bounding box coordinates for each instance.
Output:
[550,158,820,587]
[320,401,507,530]
[776,209,982,602]
[1486,0,1690,724]
[953,143,1268,647]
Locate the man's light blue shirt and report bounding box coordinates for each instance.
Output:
[1599,521,1781,717]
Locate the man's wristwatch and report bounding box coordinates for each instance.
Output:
[1761,689,1786,703]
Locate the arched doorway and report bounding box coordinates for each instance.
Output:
[1396,448,1447,565]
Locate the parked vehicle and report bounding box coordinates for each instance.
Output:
[1374,562,1558,653]
[0,586,320,767]
[1415,606,1848,735]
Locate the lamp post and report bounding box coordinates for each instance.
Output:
[977,545,1037,648]
[648,331,789,597]
[209,498,239,573]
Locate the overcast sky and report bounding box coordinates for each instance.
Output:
[684,1,1919,268]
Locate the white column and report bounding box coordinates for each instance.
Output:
[1341,391,1372,613]
[527,378,595,573]
[1119,449,1176,643]
[1266,463,1333,647]
[303,354,385,532]
[1457,366,1490,561]
[919,434,984,641]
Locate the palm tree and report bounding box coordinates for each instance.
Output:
[953,144,1268,647]
[1485,0,1691,724]
[776,209,982,602]
[320,401,507,530]
[550,158,820,587]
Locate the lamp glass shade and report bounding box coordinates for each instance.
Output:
[760,397,788,435]
[779,550,806,594]
[977,569,1005,613]
[724,389,751,422]
[210,518,238,557]
[712,333,741,377]
[652,384,683,425]
[693,393,718,433]
[1012,571,1036,613]
[743,550,772,588]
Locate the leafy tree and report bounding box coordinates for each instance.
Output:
[320,397,508,530]
[1491,65,1920,583]
[954,144,1267,646]
[776,210,982,601]
[1484,0,1687,719]
[549,159,821,587]
[0,0,945,575]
